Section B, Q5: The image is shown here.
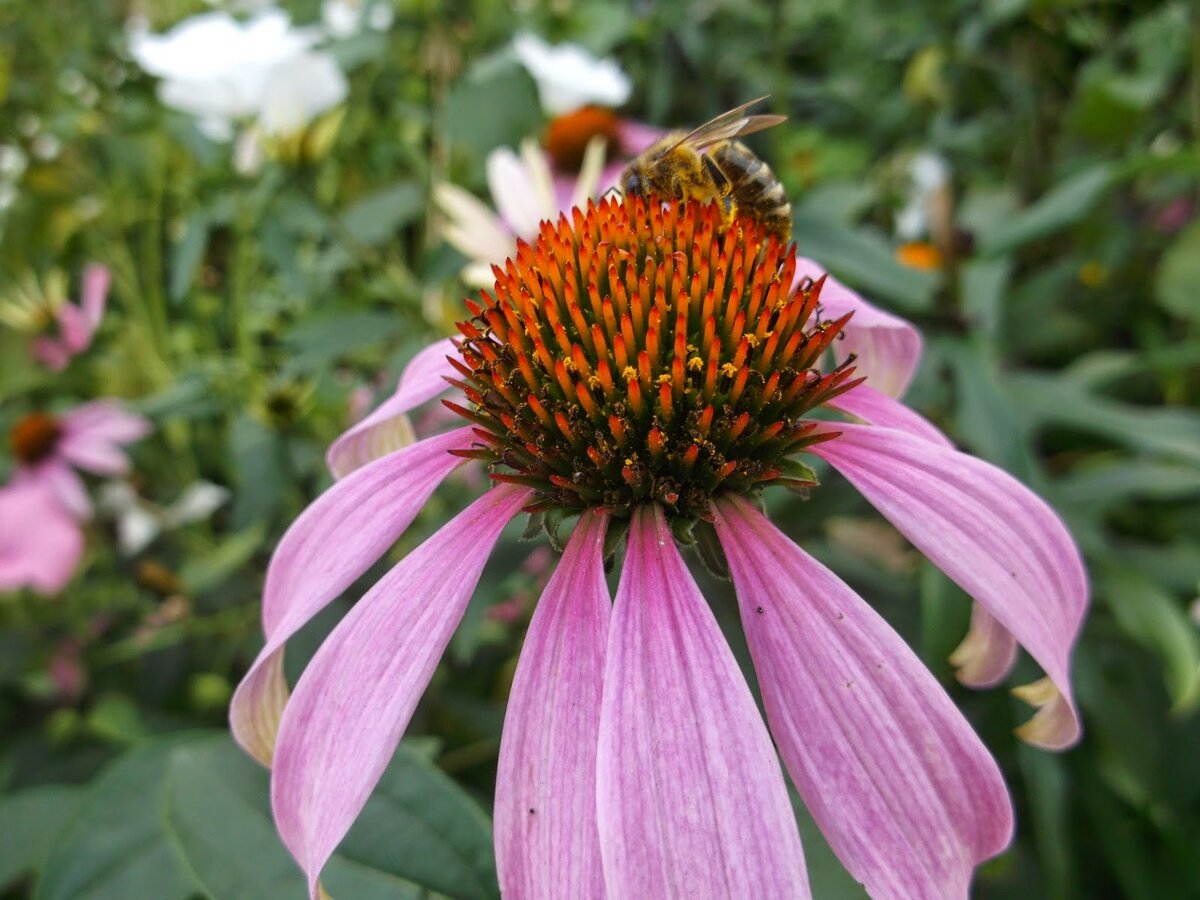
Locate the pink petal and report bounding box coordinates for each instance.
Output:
[951,604,1019,688]
[25,463,92,520]
[326,337,461,479]
[596,504,810,899]
[811,423,1088,749]
[31,338,71,371]
[495,511,609,900]
[230,427,469,766]
[616,119,667,155]
[271,483,531,898]
[716,495,1013,900]
[63,400,151,443]
[56,433,130,475]
[794,257,922,398]
[56,302,91,353]
[0,481,84,595]
[80,263,110,330]
[57,400,151,475]
[828,382,952,448]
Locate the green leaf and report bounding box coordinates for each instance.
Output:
[941,339,1037,479]
[1016,744,1074,898]
[0,786,81,890]
[1005,372,1200,466]
[83,693,148,745]
[917,561,971,677]
[443,64,542,160]
[789,788,867,899]
[789,211,937,311]
[339,181,424,246]
[178,522,267,597]
[337,741,500,899]
[1155,220,1200,323]
[1097,567,1200,715]
[229,414,286,529]
[979,163,1117,254]
[37,733,499,900]
[169,212,209,304]
[1055,460,1200,510]
[281,311,408,377]
[36,734,208,900]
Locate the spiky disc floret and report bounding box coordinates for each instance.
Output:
[448,196,860,519]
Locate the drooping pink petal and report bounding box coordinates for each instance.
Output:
[828,382,952,448]
[56,302,92,352]
[55,433,131,475]
[271,484,531,898]
[230,427,469,766]
[794,257,922,398]
[326,337,462,478]
[28,266,109,371]
[30,337,71,371]
[80,263,110,330]
[951,603,1019,688]
[62,400,151,443]
[596,504,810,899]
[811,423,1088,749]
[716,495,1013,900]
[54,402,150,476]
[495,511,609,900]
[0,481,84,595]
[19,462,91,520]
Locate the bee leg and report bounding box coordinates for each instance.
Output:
[701,155,735,224]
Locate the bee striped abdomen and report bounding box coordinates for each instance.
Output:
[711,140,792,242]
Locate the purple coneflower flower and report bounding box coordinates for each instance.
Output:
[31,264,110,371]
[0,479,83,595]
[7,401,151,519]
[231,197,1087,899]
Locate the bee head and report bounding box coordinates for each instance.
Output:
[619,168,645,196]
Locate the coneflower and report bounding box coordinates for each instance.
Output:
[232,196,1087,900]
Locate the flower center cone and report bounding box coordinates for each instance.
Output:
[449,196,860,520]
[11,412,62,465]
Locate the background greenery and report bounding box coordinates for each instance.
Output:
[2,0,1199,897]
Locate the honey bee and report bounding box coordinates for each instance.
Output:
[618,96,792,242]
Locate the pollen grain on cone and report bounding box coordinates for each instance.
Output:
[449,196,860,518]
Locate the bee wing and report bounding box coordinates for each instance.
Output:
[668,96,786,152]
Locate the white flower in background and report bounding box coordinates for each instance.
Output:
[128,9,344,142]
[258,52,348,136]
[512,32,631,115]
[99,480,230,556]
[0,145,26,180]
[322,0,394,38]
[895,150,950,241]
[31,134,62,162]
[435,137,607,286]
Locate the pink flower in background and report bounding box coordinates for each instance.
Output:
[0,480,83,595]
[29,264,109,371]
[231,198,1087,899]
[8,401,151,519]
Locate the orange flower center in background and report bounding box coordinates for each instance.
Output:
[11,412,62,465]
[543,106,622,172]
[895,241,942,271]
[448,197,859,519]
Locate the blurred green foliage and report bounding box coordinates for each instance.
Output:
[2,0,1199,898]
